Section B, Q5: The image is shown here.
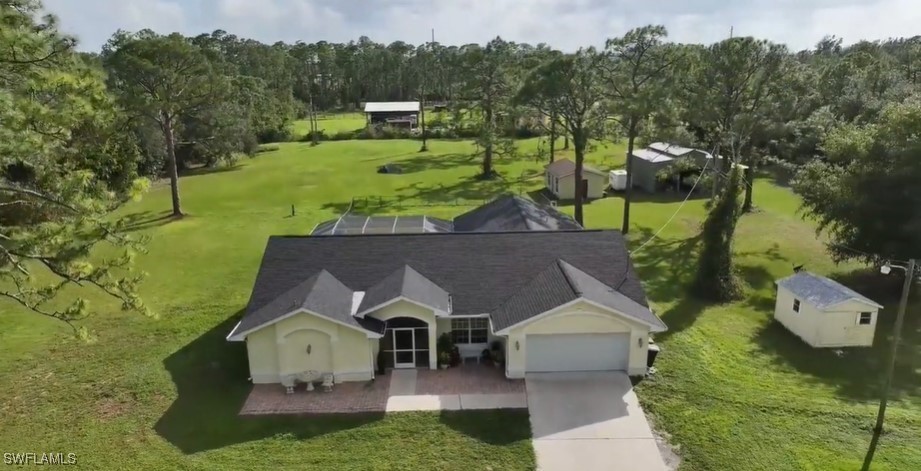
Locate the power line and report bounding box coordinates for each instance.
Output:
[630,157,711,256]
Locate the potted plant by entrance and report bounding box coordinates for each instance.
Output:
[490,340,504,368]
[437,333,455,368]
[439,352,451,369]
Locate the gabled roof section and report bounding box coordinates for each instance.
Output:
[776,271,883,310]
[231,269,383,339]
[364,101,420,113]
[243,231,648,321]
[453,195,582,232]
[357,265,451,315]
[557,260,667,331]
[491,259,666,332]
[491,260,580,331]
[545,158,606,177]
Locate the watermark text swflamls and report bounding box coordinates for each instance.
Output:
[3,453,77,466]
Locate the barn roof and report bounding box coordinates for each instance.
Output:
[363,102,420,113]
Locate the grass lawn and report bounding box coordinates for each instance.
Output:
[291,112,367,137]
[0,136,919,470]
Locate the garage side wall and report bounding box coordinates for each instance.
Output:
[505,301,650,378]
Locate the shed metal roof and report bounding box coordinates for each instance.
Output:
[776,271,883,310]
[545,158,606,177]
[363,102,420,113]
[631,148,674,164]
[647,142,696,157]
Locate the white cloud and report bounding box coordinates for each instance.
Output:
[41,0,921,52]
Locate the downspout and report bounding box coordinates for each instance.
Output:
[369,339,376,380]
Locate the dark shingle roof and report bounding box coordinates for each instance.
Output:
[557,260,666,331]
[491,260,665,331]
[776,271,883,310]
[544,158,605,177]
[452,195,582,232]
[357,265,451,314]
[240,231,652,333]
[235,270,384,336]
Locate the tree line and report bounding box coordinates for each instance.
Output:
[2,0,919,328]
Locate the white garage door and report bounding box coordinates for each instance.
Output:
[526,333,630,372]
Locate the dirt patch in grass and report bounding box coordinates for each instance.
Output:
[95,397,131,421]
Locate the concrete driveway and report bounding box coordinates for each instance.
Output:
[526,372,667,471]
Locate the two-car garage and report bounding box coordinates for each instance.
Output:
[525,333,631,372]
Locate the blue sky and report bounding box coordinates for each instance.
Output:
[44,0,920,52]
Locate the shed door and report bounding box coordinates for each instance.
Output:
[526,333,630,372]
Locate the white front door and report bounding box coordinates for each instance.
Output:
[392,328,416,369]
[526,333,630,372]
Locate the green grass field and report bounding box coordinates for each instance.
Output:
[0,131,919,470]
[291,112,367,137]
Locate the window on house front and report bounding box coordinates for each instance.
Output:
[858,312,873,325]
[451,318,489,344]
[793,299,800,313]
[554,177,559,193]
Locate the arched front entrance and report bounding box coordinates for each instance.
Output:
[380,317,430,369]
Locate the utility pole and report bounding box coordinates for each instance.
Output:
[863,258,917,470]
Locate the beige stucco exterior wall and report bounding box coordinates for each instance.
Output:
[774,287,878,348]
[246,325,279,384]
[548,172,607,200]
[504,300,650,378]
[245,311,376,384]
[367,300,438,369]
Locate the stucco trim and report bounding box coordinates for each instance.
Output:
[227,308,383,341]
[356,296,450,318]
[494,297,659,334]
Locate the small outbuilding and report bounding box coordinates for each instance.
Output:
[629,143,713,193]
[774,271,883,348]
[363,102,420,129]
[544,159,607,200]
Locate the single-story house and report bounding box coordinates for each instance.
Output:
[310,195,581,235]
[544,159,607,200]
[363,102,420,128]
[774,271,883,348]
[227,230,667,383]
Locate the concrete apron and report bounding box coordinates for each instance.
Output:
[527,372,667,471]
[385,369,527,412]
[386,393,528,412]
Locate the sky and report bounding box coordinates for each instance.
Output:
[44,0,921,52]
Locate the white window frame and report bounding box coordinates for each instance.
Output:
[792,299,800,313]
[451,318,489,345]
[857,312,873,325]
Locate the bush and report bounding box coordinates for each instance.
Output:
[329,129,360,141]
[257,127,294,143]
[301,129,327,142]
[241,133,260,156]
[256,143,280,154]
[356,125,412,140]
